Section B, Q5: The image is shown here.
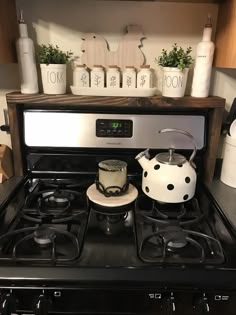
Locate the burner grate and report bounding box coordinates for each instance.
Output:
[0,179,90,265]
[135,194,225,265]
[0,226,81,263]
[23,184,89,224]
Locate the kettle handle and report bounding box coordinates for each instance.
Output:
[158,128,197,167]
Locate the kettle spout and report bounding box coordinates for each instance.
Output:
[135,149,150,170]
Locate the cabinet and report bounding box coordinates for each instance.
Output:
[0,0,18,64]
[214,0,236,68]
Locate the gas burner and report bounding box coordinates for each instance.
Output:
[0,226,81,263]
[139,225,224,264]
[162,226,188,249]
[96,212,128,235]
[135,194,225,265]
[39,189,77,210]
[34,226,56,246]
[136,194,206,227]
[23,187,89,224]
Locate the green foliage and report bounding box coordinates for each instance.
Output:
[37,44,73,64]
[156,43,194,71]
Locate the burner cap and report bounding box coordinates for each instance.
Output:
[34,226,56,245]
[41,190,74,209]
[53,190,75,201]
[162,226,188,249]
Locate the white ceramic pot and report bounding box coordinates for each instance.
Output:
[220,134,236,188]
[40,64,66,94]
[162,67,189,98]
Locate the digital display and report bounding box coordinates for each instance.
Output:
[111,122,122,128]
[96,119,133,138]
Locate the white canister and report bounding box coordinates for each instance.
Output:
[122,66,136,88]
[98,160,127,194]
[137,65,152,89]
[106,65,120,88]
[40,64,66,95]
[162,67,189,98]
[73,65,90,87]
[220,134,236,188]
[91,65,105,88]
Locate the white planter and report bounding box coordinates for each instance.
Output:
[162,67,189,97]
[40,64,67,94]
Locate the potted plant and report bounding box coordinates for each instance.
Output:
[156,43,193,97]
[38,44,73,94]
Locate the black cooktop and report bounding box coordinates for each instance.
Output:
[0,176,235,289]
[0,177,234,269]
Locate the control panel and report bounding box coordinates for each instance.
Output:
[0,288,235,315]
[96,119,133,138]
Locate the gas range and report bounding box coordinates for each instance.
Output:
[0,106,236,315]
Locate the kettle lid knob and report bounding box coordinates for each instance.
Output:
[156,149,186,165]
[156,128,197,168]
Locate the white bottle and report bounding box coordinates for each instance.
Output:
[106,65,120,88]
[73,64,90,87]
[122,66,136,88]
[191,15,215,97]
[16,10,39,94]
[137,65,152,89]
[90,65,105,88]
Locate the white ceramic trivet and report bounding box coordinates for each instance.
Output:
[86,183,138,207]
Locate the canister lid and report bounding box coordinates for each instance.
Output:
[98,160,127,172]
[76,64,86,68]
[108,65,119,68]
[140,65,150,69]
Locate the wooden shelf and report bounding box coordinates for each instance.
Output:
[6,92,225,187]
[6,92,225,108]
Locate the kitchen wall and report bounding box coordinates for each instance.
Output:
[0,0,235,147]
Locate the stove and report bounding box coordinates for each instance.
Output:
[0,105,236,315]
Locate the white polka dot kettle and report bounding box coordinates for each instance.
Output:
[135,128,197,203]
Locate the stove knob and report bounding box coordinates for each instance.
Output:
[0,293,17,315]
[163,295,176,315]
[35,294,50,315]
[193,296,210,314]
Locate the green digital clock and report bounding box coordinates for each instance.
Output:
[111,122,122,128]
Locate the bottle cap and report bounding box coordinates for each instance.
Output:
[125,66,135,69]
[93,65,103,68]
[18,9,25,24]
[205,13,212,28]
